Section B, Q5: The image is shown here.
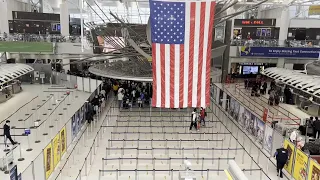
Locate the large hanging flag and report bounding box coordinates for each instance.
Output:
[150,0,216,108]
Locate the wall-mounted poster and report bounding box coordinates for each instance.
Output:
[263,125,273,154]
[238,105,246,127]
[229,96,235,116]
[53,133,61,168]
[244,109,252,133]
[233,100,240,121]
[44,143,53,179]
[60,126,67,156]
[71,114,77,140]
[76,110,81,132]
[308,159,320,180]
[293,149,308,180]
[284,139,295,175]
[254,117,265,144]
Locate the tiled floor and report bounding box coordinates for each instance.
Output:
[0,84,90,179]
[53,102,287,180]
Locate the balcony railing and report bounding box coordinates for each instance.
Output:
[0,33,93,44]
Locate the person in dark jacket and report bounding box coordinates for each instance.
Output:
[3,120,17,146]
[274,146,289,178]
[313,117,320,138]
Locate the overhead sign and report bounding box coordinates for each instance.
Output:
[234,19,276,27]
[240,46,320,58]
[309,5,320,15]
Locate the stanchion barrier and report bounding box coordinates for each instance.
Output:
[210,92,285,180]
[52,96,114,180]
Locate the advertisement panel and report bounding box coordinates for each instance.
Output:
[53,133,61,168]
[293,149,308,180]
[60,126,67,156]
[283,139,295,175]
[263,125,273,154]
[254,117,265,144]
[238,105,246,127]
[309,5,320,15]
[240,46,320,58]
[71,114,77,140]
[44,143,53,179]
[308,159,320,180]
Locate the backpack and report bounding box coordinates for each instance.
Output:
[204,111,207,117]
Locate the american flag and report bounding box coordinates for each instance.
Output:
[150,0,216,108]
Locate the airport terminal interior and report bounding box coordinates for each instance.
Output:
[2,0,320,180]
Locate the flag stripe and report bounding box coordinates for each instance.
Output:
[206,1,216,107]
[160,44,165,108]
[201,2,211,107]
[152,43,157,107]
[165,44,170,108]
[174,45,180,108]
[188,2,196,107]
[197,2,206,107]
[183,3,190,107]
[192,2,201,107]
[170,44,175,108]
[179,45,184,108]
[156,43,161,107]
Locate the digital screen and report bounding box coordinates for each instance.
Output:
[242,66,259,75]
[234,19,276,27]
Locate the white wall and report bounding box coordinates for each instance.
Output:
[289,18,320,28]
[257,7,283,27]
[55,43,93,54]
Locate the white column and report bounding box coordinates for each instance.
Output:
[60,0,70,36]
[277,58,285,68]
[62,58,70,72]
[278,8,290,46]
[0,0,10,34]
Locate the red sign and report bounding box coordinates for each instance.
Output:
[241,20,264,25]
[262,108,269,122]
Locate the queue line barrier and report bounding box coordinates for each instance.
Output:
[211,90,283,180]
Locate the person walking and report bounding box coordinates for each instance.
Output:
[313,117,320,138]
[274,145,289,178]
[200,107,206,126]
[3,120,17,147]
[118,90,124,109]
[189,108,198,131]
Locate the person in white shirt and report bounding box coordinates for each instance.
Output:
[289,130,298,143]
[189,108,198,131]
[118,90,124,109]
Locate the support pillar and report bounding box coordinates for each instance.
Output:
[0,0,10,34]
[60,0,70,36]
[278,8,289,46]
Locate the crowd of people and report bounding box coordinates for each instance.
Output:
[113,80,152,110]
[245,78,294,106]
